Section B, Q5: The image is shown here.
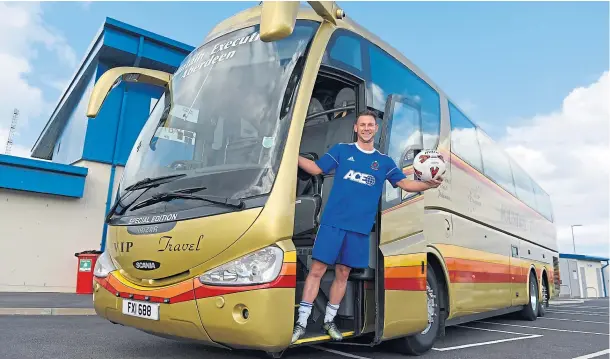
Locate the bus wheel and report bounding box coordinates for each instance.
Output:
[538,277,548,317]
[519,271,539,321]
[394,263,441,356]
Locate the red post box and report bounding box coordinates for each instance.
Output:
[75,250,102,294]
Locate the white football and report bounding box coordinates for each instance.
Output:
[413,150,446,181]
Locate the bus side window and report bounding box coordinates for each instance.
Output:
[448,102,484,172]
[381,97,423,209]
[322,29,366,79]
[329,35,362,71]
[367,43,441,150]
[532,180,554,222]
[476,128,517,197]
[365,41,441,210]
[510,157,538,212]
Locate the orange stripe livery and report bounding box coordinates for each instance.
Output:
[384,254,426,291]
[95,251,298,304]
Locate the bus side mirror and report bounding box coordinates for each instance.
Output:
[86,67,172,118]
[259,1,346,42]
[260,1,300,42]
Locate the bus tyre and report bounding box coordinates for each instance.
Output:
[519,271,539,321]
[538,279,548,317]
[394,263,441,356]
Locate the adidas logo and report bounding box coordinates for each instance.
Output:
[347,156,355,162]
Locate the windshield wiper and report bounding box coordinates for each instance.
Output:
[130,190,245,212]
[123,174,187,191]
[105,174,188,222]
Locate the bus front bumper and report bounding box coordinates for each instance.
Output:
[93,273,296,352]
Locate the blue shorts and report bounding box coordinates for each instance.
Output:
[312,224,369,269]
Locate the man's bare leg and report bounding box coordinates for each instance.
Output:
[292,260,327,343]
[301,260,327,303]
[321,264,351,341]
[328,264,351,306]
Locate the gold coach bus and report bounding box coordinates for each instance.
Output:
[88,1,559,356]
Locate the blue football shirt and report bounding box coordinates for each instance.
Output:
[314,142,407,234]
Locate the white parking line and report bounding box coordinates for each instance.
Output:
[555,305,609,310]
[430,324,543,352]
[476,321,610,336]
[310,345,372,359]
[548,310,609,316]
[432,334,543,352]
[549,305,610,310]
[550,300,585,305]
[572,349,610,359]
[552,308,608,311]
[541,317,609,325]
[456,325,533,336]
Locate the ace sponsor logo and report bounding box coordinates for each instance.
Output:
[343,169,376,186]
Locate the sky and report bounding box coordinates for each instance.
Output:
[0,1,608,257]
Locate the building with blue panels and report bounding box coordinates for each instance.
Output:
[0,18,194,293]
[558,253,609,299]
[30,17,194,164]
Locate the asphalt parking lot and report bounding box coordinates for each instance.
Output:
[0,298,607,359]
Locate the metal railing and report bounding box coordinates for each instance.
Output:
[586,286,598,298]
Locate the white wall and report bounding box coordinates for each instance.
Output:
[558,257,608,298]
[558,257,573,297]
[580,260,604,298]
[0,160,119,292]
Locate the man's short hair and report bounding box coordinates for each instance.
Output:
[355,109,378,124]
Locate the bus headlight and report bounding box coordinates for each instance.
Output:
[94,251,117,278]
[199,246,284,286]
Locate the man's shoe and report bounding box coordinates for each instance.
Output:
[323,321,343,341]
[291,324,306,344]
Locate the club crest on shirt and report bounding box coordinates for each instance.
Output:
[371,161,379,170]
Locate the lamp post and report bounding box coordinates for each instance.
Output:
[571,224,582,253]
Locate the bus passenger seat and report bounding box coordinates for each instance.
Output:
[306,97,328,125]
[299,98,329,158]
[333,87,356,119]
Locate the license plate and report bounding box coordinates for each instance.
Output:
[122,299,159,320]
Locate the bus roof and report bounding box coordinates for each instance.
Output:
[203,4,443,96]
[204,3,553,202]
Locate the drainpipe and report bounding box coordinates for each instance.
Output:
[100,36,144,252]
[602,260,609,298]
